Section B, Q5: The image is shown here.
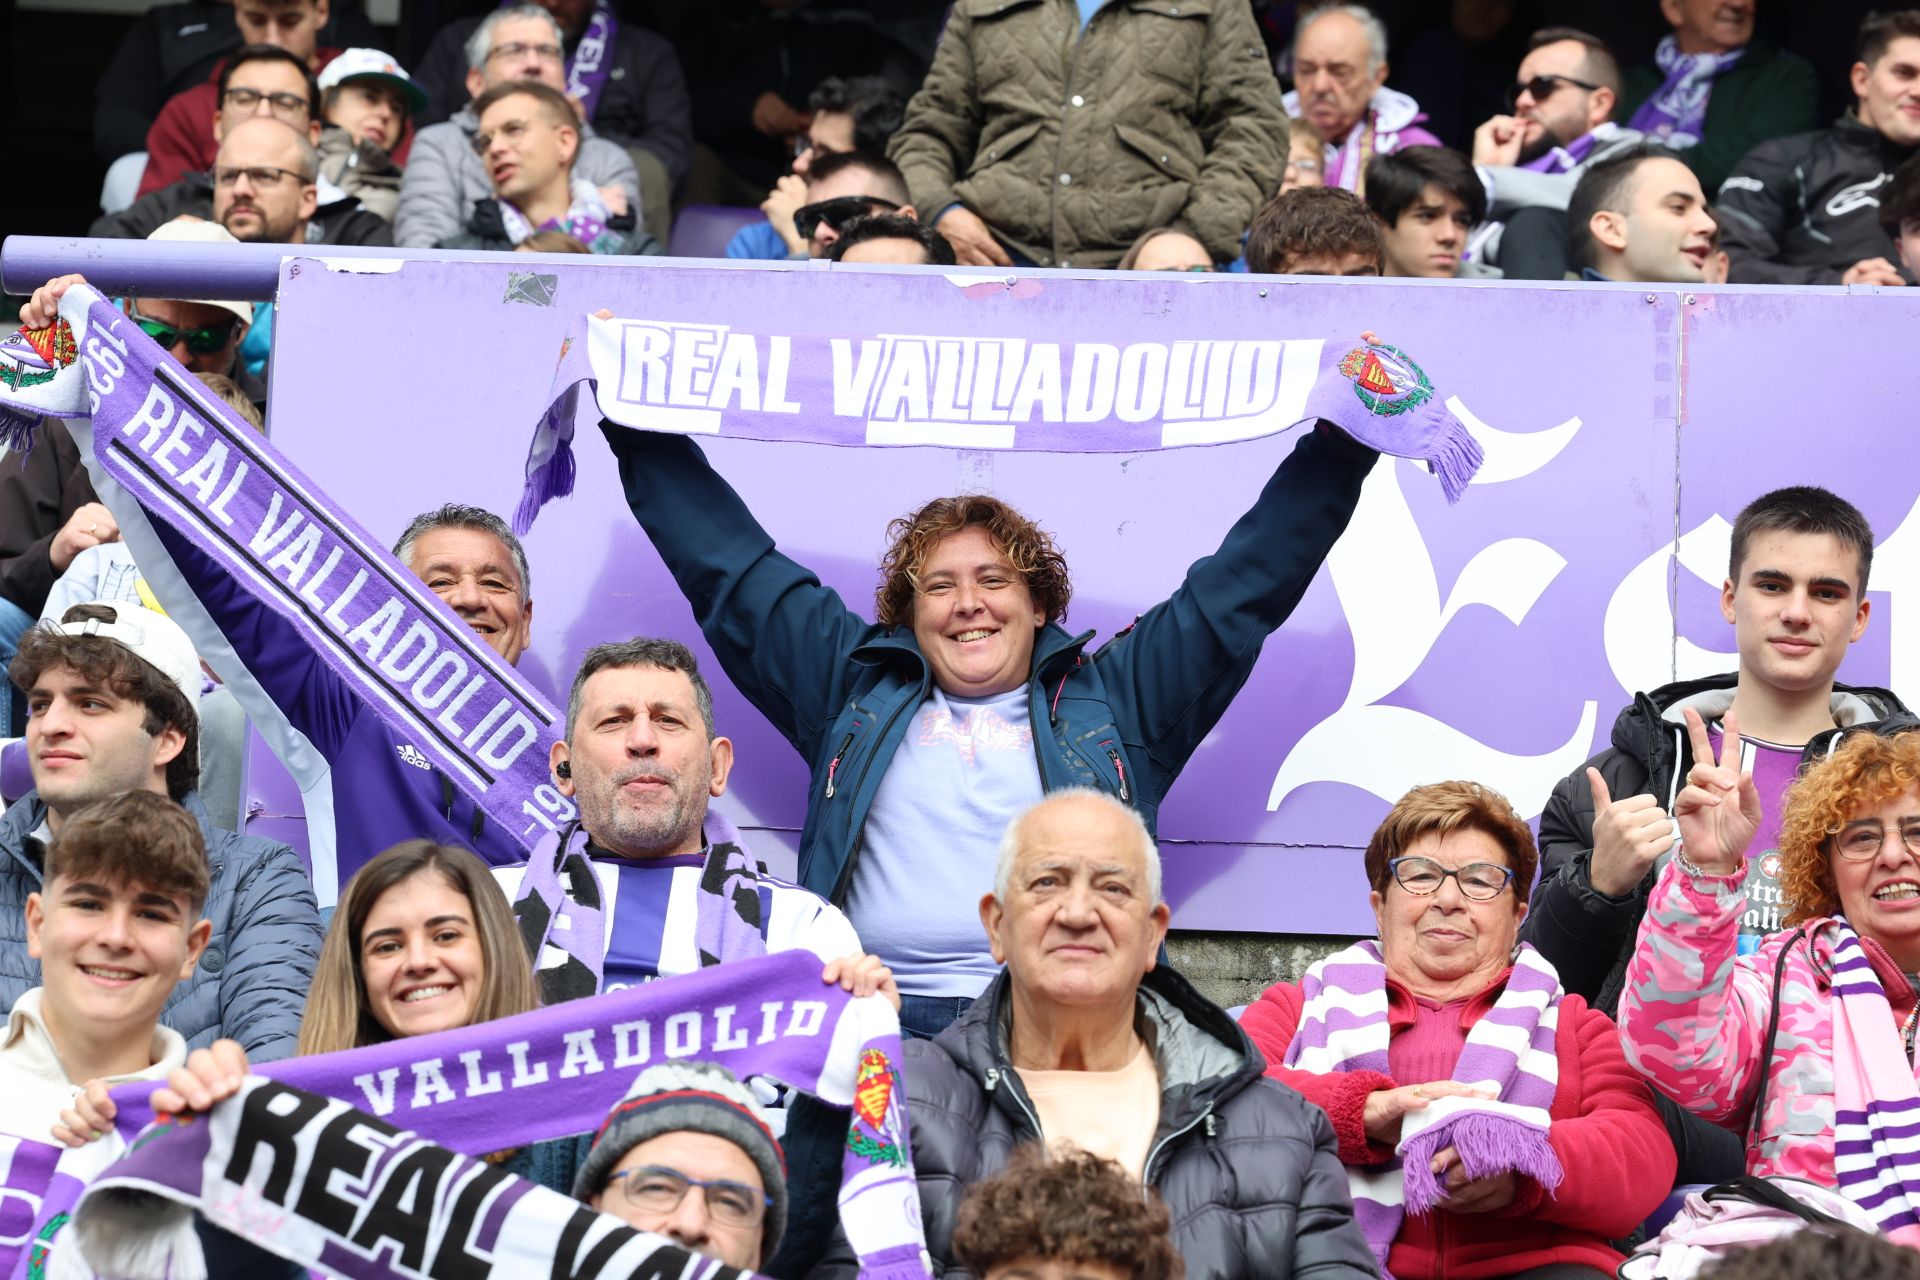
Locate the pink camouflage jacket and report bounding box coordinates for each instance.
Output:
[1618,858,1918,1186]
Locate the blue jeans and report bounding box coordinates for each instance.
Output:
[899,994,975,1041]
[0,597,34,736]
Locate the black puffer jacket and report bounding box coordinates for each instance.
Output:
[1519,674,1908,1017]
[812,966,1375,1280]
[1717,113,1919,285]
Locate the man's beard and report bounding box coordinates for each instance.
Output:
[583,764,708,858]
[221,206,286,244]
[1516,119,1572,166]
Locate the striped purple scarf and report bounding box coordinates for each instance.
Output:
[1826,919,1920,1245]
[1283,941,1564,1276]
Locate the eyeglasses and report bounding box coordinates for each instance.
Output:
[794,195,901,239]
[486,40,564,63]
[1829,820,1920,862]
[605,1166,771,1227]
[1386,856,1515,901]
[133,314,239,355]
[209,164,309,189]
[1504,74,1602,110]
[222,86,311,118]
[470,117,559,156]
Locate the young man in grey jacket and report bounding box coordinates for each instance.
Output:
[0,602,321,1061]
[394,4,640,249]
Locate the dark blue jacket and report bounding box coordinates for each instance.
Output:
[0,790,321,1059]
[603,422,1376,904]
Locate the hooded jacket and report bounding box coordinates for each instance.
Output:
[1519,674,1908,1018]
[887,0,1289,267]
[1717,113,1920,285]
[89,168,395,247]
[0,791,321,1060]
[812,965,1378,1279]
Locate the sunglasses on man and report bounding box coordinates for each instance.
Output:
[794,195,901,239]
[1503,73,1602,111]
[132,313,240,355]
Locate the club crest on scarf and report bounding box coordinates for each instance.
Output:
[24,1213,66,1280]
[848,1048,907,1169]
[1339,341,1434,418]
[0,321,75,393]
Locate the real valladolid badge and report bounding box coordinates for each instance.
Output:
[1339,341,1435,417]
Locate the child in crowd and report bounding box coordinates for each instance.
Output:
[315,48,427,224]
[952,1143,1184,1280]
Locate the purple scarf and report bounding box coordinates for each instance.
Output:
[499,175,618,251]
[1629,36,1745,147]
[516,314,1482,534]
[496,0,619,123]
[0,288,563,902]
[1283,941,1564,1277]
[37,953,928,1280]
[511,808,773,1004]
[1519,126,1604,175]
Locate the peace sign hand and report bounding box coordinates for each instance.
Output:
[1672,705,1763,875]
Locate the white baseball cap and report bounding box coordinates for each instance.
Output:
[140,221,257,328]
[318,48,428,112]
[48,601,202,718]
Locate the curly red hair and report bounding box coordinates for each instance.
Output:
[1779,731,1920,926]
[873,495,1071,628]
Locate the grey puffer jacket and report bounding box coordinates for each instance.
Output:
[812,965,1376,1280]
[393,107,642,248]
[0,791,322,1061]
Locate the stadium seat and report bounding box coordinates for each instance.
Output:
[667,205,765,259]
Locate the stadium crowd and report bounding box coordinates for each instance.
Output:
[1,0,1919,1277]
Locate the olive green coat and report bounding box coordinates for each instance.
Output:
[889,0,1288,268]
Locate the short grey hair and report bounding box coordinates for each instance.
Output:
[1295,3,1390,74]
[393,503,532,602]
[465,5,565,76]
[564,637,717,745]
[993,789,1163,904]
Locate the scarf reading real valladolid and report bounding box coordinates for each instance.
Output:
[39,952,925,1280]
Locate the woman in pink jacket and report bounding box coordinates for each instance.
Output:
[1619,708,1920,1241]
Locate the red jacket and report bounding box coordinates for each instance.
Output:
[1242,971,1675,1280]
[137,49,415,200]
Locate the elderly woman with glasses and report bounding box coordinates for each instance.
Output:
[1243,780,1674,1280]
[1618,710,1920,1241]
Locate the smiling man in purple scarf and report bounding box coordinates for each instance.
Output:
[1614,0,1816,196]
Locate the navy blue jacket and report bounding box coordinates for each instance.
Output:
[604,423,1376,904]
[0,790,321,1059]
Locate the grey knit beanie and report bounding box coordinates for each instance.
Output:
[573,1061,787,1264]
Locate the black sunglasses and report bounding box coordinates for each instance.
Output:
[795,195,901,239]
[134,314,240,355]
[1504,73,1602,110]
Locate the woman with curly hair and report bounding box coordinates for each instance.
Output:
[603,391,1379,1038]
[952,1144,1183,1280]
[1619,708,1920,1241]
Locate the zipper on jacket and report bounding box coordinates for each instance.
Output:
[1144,1102,1213,1183]
[824,733,856,799]
[1102,742,1131,801]
[983,1067,1045,1139]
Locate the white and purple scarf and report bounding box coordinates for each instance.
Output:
[1629,36,1745,148]
[0,287,563,905]
[30,952,927,1280]
[1519,124,1607,176]
[501,176,621,253]
[513,808,773,1005]
[1283,941,1564,1276]
[1826,919,1920,1246]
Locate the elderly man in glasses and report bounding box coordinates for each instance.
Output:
[791,150,916,260]
[1465,27,1644,279]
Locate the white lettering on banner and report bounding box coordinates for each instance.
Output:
[343,997,833,1117]
[1270,396,1598,816]
[613,320,800,431]
[98,372,544,779]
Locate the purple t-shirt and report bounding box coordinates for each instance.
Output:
[595,852,708,990]
[1709,729,1802,956]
